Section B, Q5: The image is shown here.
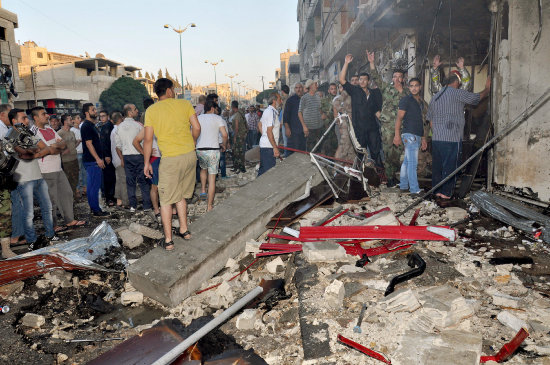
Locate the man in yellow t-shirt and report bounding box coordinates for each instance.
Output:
[143,78,201,251]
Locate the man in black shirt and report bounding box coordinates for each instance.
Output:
[80,103,108,216]
[393,78,428,196]
[283,82,306,155]
[98,111,116,206]
[339,54,383,169]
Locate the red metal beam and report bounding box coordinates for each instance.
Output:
[0,254,92,286]
[480,328,529,363]
[337,334,392,364]
[300,225,455,241]
[340,240,416,257]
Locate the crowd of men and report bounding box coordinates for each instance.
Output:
[0,51,489,256]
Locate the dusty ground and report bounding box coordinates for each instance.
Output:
[1,171,550,364]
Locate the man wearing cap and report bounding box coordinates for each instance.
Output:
[427,73,491,200]
[298,79,323,151]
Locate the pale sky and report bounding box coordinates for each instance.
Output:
[4,0,299,91]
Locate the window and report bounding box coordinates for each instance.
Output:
[36,52,44,58]
[0,27,5,41]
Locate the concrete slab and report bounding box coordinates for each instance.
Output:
[128,153,323,306]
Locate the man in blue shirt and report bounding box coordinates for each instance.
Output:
[80,103,109,216]
[393,78,428,197]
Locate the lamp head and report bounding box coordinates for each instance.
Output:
[204,60,208,63]
[163,24,170,29]
[191,23,196,27]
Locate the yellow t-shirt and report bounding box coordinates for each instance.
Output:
[144,98,195,157]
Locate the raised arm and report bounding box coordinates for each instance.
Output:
[339,54,353,85]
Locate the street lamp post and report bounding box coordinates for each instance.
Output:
[163,23,196,95]
[236,81,243,104]
[205,59,224,95]
[226,73,238,102]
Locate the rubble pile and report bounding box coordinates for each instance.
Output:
[1,174,550,364]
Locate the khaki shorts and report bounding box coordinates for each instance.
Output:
[158,151,197,206]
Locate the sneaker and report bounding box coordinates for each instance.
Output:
[410,190,425,199]
[129,207,136,213]
[93,210,110,217]
[48,235,60,242]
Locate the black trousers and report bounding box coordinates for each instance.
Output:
[358,128,383,168]
[102,161,116,202]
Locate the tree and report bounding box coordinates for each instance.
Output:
[158,69,163,79]
[99,76,150,113]
[137,70,143,78]
[256,88,276,103]
[145,71,150,79]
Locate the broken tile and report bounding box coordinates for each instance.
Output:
[128,222,163,239]
[120,291,144,306]
[417,285,475,330]
[497,311,529,332]
[0,281,24,299]
[445,207,468,221]
[362,210,400,226]
[266,257,285,274]
[380,288,421,313]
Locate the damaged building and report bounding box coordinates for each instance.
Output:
[298,0,550,200]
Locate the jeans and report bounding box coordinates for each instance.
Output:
[17,179,54,243]
[258,148,276,176]
[77,153,87,190]
[123,155,152,209]
[84,161,103,212]
[10,188,25,238]
[246,130,258,150]
[432,140,462,197]
[400,133,421,193]
[219,151,226,177]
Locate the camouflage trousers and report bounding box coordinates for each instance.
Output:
[381,125,403,180]
[335,119,356,164]
[0,189,11,238]
[232,136,246,172]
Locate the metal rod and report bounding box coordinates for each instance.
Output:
[311,116,338,154]
[397,87,550,217]
[310,154,340,199]
[495,191,550,209]
[152,286,263,365]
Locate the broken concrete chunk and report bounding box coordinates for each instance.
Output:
[445,207,468,221]
[266,257,285,274]
[362,210,400,226]
[324,279,345,309]
[119,229,144,249]
[57,353,69,363]
[21,313,46,328]
[120,291,144,306]
[0,280,24,299]
[417,285,475,330]
[380,288,421,313]
[225,257,238,269]
[129,223,163,239]
[302,241,347,263]
[236,309,259,330]
[394,330,482,365]
[336,264,365,274]
[245,240,262,253]
[491,291,523,308]
[44,270,72,288]
[497,311,529,332]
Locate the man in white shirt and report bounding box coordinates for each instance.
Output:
[109,112,128,208]
[115,104,152,212]
[70,113,86,196]
[32,107,85,230]
[10,108,58,249]
[196,100,228,211]
[258,92,282,176]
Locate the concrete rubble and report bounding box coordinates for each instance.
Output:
[1,168,550,364]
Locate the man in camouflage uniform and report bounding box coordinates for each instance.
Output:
[230,101,247,173]
[320,83,339,156]
[368,49,408,187]
[332,83,355,164]
[429,55,473,96]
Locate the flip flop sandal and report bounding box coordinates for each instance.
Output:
[199,193,207,201]
[67,220,86,227]
[54,226,68,233]
[174,230,192,240]
[159,239,175,251]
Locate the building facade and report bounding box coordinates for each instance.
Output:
[0,6,23,105]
